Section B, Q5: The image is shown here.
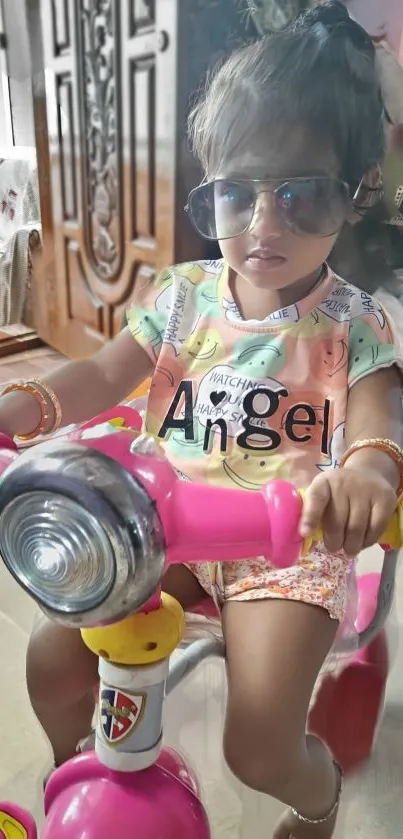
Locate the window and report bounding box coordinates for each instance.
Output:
[0,0,35,156]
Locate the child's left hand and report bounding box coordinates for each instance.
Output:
[299,465,397,556]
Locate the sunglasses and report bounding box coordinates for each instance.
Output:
[185,176,368,241]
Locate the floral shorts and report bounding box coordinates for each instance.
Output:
[187,546,352,622]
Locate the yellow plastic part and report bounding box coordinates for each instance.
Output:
[377,508,402,549]
[128,378,151,399]
[0,812,27,839]
[300,491,403,554]
[81,592,185,665]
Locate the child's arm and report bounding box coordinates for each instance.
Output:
[343,365,402,486]
[0,327,153,439]
[300,366,402,555]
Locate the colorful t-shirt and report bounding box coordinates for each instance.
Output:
[126,260,403,492]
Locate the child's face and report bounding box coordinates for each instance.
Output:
[216,133,347,291]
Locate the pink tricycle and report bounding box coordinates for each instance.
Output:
[0,405,400,838]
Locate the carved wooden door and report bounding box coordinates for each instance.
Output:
[29,0,254,358]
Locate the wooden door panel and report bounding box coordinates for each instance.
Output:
[31,0,255,357]
[34,0,162,356]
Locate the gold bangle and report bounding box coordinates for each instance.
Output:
[26,379,62,435]
[339,438,403,496]
[1,382,50,441]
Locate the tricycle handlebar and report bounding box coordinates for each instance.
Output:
[0,417,400,628]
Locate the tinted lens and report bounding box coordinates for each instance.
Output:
[187,181,255,240]
[275,179,350,236]
[214,181,255,239]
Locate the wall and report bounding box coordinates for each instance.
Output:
[348,0,403,59]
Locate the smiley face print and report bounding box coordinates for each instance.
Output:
[181,328,225,373]
[348,319,394,384]
[232,333,286,379]
[207,446,290,489]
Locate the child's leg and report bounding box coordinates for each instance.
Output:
[26,565,205,766]
[222,598,340,839]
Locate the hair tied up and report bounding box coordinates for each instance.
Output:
[293,1,374,57]
[300,0,350,28]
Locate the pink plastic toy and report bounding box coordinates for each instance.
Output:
[0,406,399,837]
[0,802,37,838]
[40,751,210,839]
[308,572,390,773]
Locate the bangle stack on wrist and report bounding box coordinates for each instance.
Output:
[339,438,403,498]
[1,379,62,441]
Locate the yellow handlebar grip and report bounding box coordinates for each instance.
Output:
[379,508,402,549]
[301,528,322,556]
[300,492,403,554]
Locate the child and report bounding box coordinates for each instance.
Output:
[1,2,402,836]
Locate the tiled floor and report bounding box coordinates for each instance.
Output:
[1,346,403,836]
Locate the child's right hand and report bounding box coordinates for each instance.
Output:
[300,458,397,557]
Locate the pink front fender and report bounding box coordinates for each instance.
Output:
[42,751,210,838]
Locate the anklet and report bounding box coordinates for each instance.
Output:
[290,763,343,824]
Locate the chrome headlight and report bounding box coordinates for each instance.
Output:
[0,441,165,627]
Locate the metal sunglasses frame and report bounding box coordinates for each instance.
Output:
[184,174,384,240]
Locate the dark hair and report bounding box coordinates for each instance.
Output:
[189,1,385,190]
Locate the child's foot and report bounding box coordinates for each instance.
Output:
[272,805,337,838]
[77,730,95,753]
